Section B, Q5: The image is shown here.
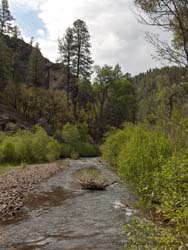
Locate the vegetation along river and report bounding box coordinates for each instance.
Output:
[0,158,137,250]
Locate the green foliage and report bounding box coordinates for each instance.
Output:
[123,217,184,250]
[102,124,172,198]
[102,126,133,166]
[118,126,172,197]
[27,42,45,86]
[77,143,99,157]
[103,123,188,249]
[133,66,188,121]
[62,122,80,145]
[0,35,12,83]
[61,122,99,159]
[61,143,74,158]
[0,126,61,165]
[1,85,71,130]
[153,152,188,219]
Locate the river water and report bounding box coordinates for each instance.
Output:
[0,158,136,250]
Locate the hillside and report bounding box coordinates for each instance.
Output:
[132,66,188,121]
[0,34,67,90]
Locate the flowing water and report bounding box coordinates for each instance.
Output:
[0,158,137,250]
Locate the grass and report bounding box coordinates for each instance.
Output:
[74,167,108,191]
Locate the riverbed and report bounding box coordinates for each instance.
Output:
[0,158,136,250]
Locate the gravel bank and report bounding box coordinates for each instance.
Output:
[0,162,65,221]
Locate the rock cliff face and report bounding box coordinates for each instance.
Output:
[2,35,67,90]
[0,36,68,131]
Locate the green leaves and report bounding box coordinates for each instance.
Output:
[0,126,61,164]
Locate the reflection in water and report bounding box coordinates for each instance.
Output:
[0,158,136,250]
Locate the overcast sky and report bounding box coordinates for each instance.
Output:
[9,0,171,75]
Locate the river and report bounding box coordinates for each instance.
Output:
[0,158,137,250]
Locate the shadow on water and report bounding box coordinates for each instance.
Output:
[24,187,76,210]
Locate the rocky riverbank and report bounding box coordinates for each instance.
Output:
[0,162,65,221]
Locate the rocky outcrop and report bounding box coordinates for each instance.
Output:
[0,105,31,132]
[1,35,67,90]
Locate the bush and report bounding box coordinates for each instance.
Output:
[102,125,133,166]
[62,123,80,146]
[102,124,172,198]
[1,140,16,163]
[103,123,188,249]
[74,167,108,190]
[153,151,188,218]
[61,123,99,159]
[0,126,61,165]
[70,151,80,160]
[61,143,74,158]
[78,143,99,157]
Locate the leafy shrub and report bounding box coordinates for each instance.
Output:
[61,143,74,158]
[62,123,80,146]
[1,140,16,163]
[76,123,93,143]
[103,123,188,249]
[78,143,99,157]
[102,124,133,166]
[153,151,188,218]
[102,124,172,198]
[70,151,80,160]
[61,122,99,159]
[123,217,183,250]
[0,126,61,165]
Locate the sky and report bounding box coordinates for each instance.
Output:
[9,0,172,76]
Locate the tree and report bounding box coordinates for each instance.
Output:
[58,27,74,98]
[58,20,93,119]
[94,65,115,121]
[0,35,12,85]
[11,25,22,81]
[104,79,137,127]
[27,42,44,87]
[0,0,14,34]
[134,0,188,66]
[114,64,123,79]
[72,19,93,79]
[12,25,22,39]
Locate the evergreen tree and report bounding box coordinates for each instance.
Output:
[11,25,22,82]
[58,27,74,96]
[0,0,14,34]
[27,42,44,87]
[72,19,93,79]
[0,35,12,84]
[12,25,22,39]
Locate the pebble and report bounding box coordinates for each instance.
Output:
[0,163,63,221]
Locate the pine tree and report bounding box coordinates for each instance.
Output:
[0,0,14,35]
[12,25,22,39]
[11,25,22,81]
[0,35,12,84]
[58,27,74,96]
[72,19,93,79]
[27,42,44,86]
